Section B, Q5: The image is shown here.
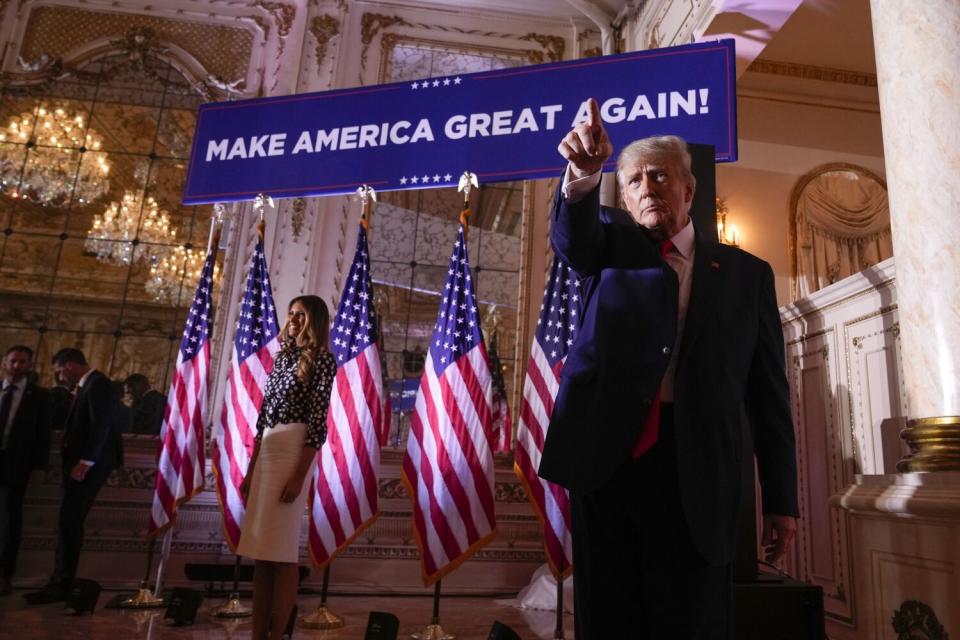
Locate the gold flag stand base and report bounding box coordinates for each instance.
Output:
[412,623,456,640]
[300,604,345,629]
[212,593,253,618]
[118,586,165,609]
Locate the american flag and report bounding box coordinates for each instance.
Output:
[513,256,578,578]
[308,224,383,568]
[211,235,280,551]
[401,224,496,585]
[378,343,392,447]
[147,244,217,536]
[488,334,513,453]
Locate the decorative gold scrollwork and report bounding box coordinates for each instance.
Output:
[891,600,948,640]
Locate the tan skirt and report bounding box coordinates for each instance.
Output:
[236,422,309,563]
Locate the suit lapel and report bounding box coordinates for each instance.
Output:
[678,239,722,369]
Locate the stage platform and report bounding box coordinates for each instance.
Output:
[0,590,574,639]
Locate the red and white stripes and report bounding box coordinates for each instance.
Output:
[308,343,383,567]
[403,346,495,583]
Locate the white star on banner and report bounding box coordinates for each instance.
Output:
[454,77,462,84]
[400,177,408,184]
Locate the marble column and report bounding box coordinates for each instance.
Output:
[870,0,960,470]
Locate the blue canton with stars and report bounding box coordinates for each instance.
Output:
[180,247,217,361]
[235,237,278,360]
[331,225,378,364]
[535,257,581,368]
[429,226,483,376]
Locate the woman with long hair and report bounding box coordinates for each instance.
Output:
[238,295,337,639]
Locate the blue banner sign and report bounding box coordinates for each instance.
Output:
[183,39,736,204]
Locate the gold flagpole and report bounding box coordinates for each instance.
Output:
[301,187,376,632]
[212,196,273,620]
[411,175,478,640]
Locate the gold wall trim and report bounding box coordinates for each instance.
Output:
[748,58,878,88]
[309,14,340,70]
[19,5,255,85]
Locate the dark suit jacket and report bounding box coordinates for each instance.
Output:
[2,382,52,486]
[61,370,124,473]
[538,183,799,566]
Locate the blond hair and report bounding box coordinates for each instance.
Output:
[616,135,696,190]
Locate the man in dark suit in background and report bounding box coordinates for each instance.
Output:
[0,346,51,595]
[538,99,799,639]
[123,373,166,435]
[25,348,124,604]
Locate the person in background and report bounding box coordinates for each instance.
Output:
[123,373,165,435]
[0,346,51,596]
[237,295,337,640]
[24,348,124,604]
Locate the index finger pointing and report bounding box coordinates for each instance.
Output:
[587,98,602,130]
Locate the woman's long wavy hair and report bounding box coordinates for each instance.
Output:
[280,295,330,384]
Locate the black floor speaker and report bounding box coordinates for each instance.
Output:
[734,577,825,640]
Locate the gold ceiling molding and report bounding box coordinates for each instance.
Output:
[309,14,340,70]
[17,5,254,88]
[518,33,565,63]
[2,25,243,100]
[360,12,412,80]
[254,1,296,56]
[748,58,878,88]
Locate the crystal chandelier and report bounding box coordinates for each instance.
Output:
[85,191,176,266]
[0,103,111,206]
[146,244,220,307]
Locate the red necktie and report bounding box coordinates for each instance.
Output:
[631,239,675,458]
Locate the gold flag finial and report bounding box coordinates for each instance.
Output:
[356,185,377,231]
[458,171,479,206]
[458,171,479,231]
[253,193,274,239]
[253,193,275,222]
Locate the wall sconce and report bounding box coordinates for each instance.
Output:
[716,196,739,247]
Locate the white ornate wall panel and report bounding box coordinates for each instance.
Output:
[785,327,854,622]
[844,309,907,476]
[781,257,903,634]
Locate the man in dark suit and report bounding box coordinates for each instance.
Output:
[24,348,124,604]
[0,346,51,595]
[538,99,799,639]
[122,373,166,435]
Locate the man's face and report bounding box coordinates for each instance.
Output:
[620,155,694,241]
[53,361,81,388]
[2,350,33,382]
